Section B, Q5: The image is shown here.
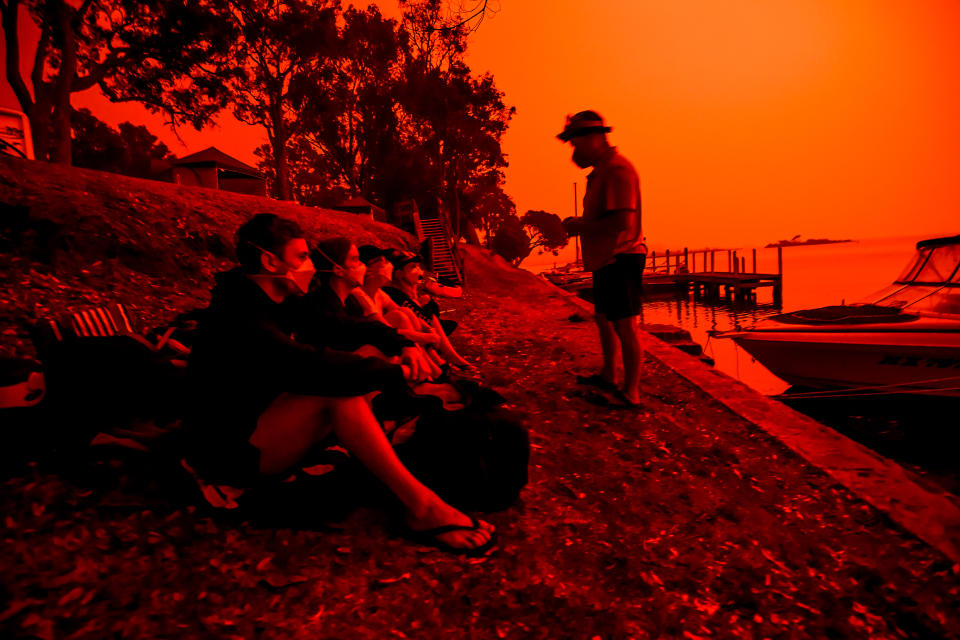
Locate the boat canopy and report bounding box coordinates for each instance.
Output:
[894,240,960,285]
[916,234,960,249]
[864,237,960,315]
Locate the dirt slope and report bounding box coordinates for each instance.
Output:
[0,155,414,358]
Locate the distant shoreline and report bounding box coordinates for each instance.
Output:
[764,238,854,248]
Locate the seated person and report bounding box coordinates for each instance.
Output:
[299,239,435,382]
[183,214,492,553]
[382,250,471,369]
[351,246,444,373]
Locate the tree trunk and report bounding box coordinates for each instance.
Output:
[27,103,51,162]
[274,141,292,201]
[47,2,76,164]
[462,218,481,246]
[271,108,292,201]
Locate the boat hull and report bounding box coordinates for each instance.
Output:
[731,324,960,396]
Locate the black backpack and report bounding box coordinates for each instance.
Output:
[396,398,529,513]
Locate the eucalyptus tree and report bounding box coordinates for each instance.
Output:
[2,0,235,163]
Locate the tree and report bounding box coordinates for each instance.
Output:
[521,210,568,256]
[398,0,514,244]
[71,108,173,178]
[296,5,408,206]
[219,0,338,201]
[488,212,530,266]
[2,0,236,164]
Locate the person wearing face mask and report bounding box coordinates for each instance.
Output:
[184,215,494,555]
[383,250,472,370]
[298,238,435,383]
[558,111,648,409]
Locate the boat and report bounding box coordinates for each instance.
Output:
[715,234,960,396]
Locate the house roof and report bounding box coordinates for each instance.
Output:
[172,147,262,177]
[332,195,386,214]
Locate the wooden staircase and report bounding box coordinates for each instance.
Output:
[418,215,462,285]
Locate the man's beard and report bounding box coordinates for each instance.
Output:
[572,148,592,168]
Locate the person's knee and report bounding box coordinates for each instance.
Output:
[385,309,412,330]
[328,394,374,422]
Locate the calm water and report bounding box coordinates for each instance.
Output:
[640,235,927,395]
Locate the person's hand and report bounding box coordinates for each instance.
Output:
[401,346,432,382]
[562,216,582,237]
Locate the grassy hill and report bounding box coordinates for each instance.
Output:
[0,156,416,358]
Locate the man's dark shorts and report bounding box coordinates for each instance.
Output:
[592,253,645,321]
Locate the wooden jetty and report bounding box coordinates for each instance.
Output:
[648,246,783,305]
[544,246,783,306]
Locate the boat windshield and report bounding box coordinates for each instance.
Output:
[894,247,932,283]
[896,244,960,284]
[902,287,960,315]
[872,285,943,309]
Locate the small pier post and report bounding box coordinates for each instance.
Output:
[665,249,670,275]
[752,249,757,274]
[710,251,715,272]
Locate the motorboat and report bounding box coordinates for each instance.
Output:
[715,234,960,396]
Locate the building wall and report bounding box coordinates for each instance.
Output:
[219,176,267,197]
[172,166,218,190]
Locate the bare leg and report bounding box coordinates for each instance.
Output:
[614,315,643,403]
[595,313,620,384]
[250,393,492,549]
[431,316,470,367]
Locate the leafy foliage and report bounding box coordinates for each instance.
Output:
[219,0,339,201]
[521,210,568,256]
[489,213,530,265]
[1,0,237,163]
[71,108,173,179]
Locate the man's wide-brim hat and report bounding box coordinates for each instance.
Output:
[557,110,612,142]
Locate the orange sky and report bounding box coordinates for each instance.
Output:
[3,1,959,263]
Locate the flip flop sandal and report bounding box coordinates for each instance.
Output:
[575,373,618,392]
[609,389,646,411]
[405,517,497,557]
[572,388,615,408]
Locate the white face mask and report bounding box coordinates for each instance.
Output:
[285,257,316,294]
[247,241,316,295]
[312,246,365,289]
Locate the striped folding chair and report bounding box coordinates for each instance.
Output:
[69,303,133,338]
[33,302,185,360]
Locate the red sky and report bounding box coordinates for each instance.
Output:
[3,1,959,264]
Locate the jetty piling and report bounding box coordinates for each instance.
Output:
[546,245,783,307]
[645,246,783,306]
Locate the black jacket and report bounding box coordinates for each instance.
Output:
[298,285,413,356]
[184,269,407,484]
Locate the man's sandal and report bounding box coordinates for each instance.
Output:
[405,517,496,557]
[575,373,617,393]
[608,389,646,411]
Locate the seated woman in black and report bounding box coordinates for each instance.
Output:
[382,250,471,369]
[297,239,435,382]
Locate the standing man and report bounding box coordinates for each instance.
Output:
[559,111,647,408]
